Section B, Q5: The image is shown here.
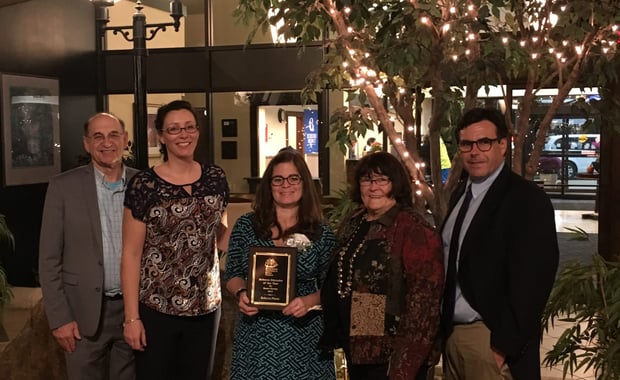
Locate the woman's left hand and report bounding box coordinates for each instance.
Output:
[282,296,309,318]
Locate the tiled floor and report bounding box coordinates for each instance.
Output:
[0,210,600,379]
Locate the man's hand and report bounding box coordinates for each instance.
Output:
[492,348,506,369]
[52,321,81,353]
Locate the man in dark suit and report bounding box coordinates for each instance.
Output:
[440,108,559,380]
[39,113,138,380]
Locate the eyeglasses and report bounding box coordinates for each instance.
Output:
[165,125,199,135]
[458,137,501,153]
[271,174,302,186]
[360,176,391,186]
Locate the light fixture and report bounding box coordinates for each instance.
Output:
[90,0,119,6]
[92,0,186,169]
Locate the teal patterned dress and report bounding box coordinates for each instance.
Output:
[223,213,337,380]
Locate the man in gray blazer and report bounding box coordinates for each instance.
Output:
[39,113,138,380]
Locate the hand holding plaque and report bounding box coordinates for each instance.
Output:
[247,246,297,310]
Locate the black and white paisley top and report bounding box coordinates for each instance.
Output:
[125,163,229,316]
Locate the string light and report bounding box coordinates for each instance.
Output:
[318,0,617,205]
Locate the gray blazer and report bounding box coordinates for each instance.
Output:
[39,163,138,337]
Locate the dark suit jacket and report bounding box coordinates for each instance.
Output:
[39,163,138,337]
[443,165,559,380]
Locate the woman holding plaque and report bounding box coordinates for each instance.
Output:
[122,100,229,380]
[224,149,337,380]
[320,152,444,380]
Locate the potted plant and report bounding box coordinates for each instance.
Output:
[542,228,620,379]
[0,213,14,309]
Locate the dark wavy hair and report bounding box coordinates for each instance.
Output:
[350,151,413,208]
[154,100,199,161]
[455,107,508,142]
[251,149,323,240]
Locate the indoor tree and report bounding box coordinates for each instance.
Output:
[234,0,620,221]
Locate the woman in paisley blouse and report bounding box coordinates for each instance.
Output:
[223,149,337,380]
[121,100,229,380]
[320,151,444,380]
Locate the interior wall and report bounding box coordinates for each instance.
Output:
[211,0,272,46]
[0,0,98,286]
[212,92,252,193]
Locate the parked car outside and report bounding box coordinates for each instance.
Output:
[541,134,599,178]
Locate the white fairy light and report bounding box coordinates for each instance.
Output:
[575,45,584,55]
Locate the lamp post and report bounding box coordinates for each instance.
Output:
[92,0,185,169]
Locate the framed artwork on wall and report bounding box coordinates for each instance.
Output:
[221,119,238,137]
[147,106,161,157]
[0,73,61,186]
[221,141,238,159]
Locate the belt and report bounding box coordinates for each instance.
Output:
[453,319,482,326]
[104,293,123,301]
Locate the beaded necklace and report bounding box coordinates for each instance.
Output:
[336,217,369,299]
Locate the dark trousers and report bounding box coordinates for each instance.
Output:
[135,303,220,380]
[348,363,389,380]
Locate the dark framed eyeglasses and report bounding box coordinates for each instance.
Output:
[271,174,302,186]
[458,137,501,153]
[165,125,199,135]
[360,176,391,186]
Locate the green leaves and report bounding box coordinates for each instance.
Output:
[0,213,13,309]
[543,250,620,380]
[0,214,14,254]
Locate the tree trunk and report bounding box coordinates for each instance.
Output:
[598,81,620,261]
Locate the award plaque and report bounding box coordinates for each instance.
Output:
[247,246,297,310]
